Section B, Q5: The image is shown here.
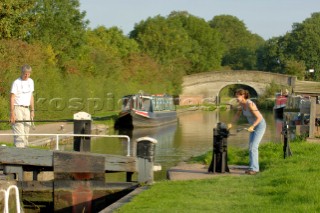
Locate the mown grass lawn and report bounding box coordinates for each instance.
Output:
[116,141,320,213]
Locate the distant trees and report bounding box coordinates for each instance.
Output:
[130,11,320,80]
[0,1,38,39]
[284,12,320,80]
[29,0,88,51]
[27,0,89,70]
[256,37,283,73]
[287,13,320,71]
[83,26,139,77]
[130,15,190,62]
[209,15,265,70]
[0,0,89,73]
[130,11,224,74]
[168,11,224,73]
[257,12,320,80]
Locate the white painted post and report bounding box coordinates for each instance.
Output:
[136,137,157,184]
[73,112,92,152]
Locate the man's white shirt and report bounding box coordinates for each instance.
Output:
[11,78,34,106]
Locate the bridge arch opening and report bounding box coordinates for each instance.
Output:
[219,84,258,97]
[218,84,258,105]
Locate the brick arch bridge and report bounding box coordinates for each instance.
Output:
[180,70,297,105]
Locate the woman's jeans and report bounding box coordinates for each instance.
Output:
[249,119,266,172]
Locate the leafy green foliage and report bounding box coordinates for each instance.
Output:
[256,37,284,72]
[223,46,258,70]
[168,11,224,73]
[130,11,224,74]
[258,12,320,80]
[209,15,249,50]
[82,26,131,77]
[286,12,320,73]
[284,59,306,80]
[86,26,139,59]
[130,15,192,63]
[0,0,38,39]
[209,15,265,70]
[262,81,282,98]
[28,0,89,70]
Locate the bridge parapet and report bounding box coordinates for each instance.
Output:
[183,70,295,87]
[181,70,296,100]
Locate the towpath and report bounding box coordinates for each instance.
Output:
[0,122,107,145]
[167,162,249,180]
[0,122,73,144]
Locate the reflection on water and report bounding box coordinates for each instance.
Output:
[117,123,177,157]
[62,110,282,181]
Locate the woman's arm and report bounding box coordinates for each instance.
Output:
[249,102,262,127]
[228,107,242,129]
[232,108,242,123]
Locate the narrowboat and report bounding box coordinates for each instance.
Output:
[273,92,288,118]
[114,93,177,129]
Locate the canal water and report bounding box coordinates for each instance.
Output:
[87,109,282,181]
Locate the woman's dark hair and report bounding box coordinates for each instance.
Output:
[235,89,250,99]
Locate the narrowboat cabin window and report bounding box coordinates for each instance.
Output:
[141,97,151,111]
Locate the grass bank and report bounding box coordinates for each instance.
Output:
[116,141,320,213]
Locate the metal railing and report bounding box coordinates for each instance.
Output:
[0,133,131,156]
[0,185,21,213]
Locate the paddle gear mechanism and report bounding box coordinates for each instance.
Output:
[208,122,230,173]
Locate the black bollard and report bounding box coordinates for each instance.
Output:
[73,112,92,152]
[208,122,230,173]
[282,120,292,159]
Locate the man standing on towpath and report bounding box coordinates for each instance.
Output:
[10,64,35,148]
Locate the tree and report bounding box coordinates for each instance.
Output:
[209,15,249,50]
[130,11,224,74]
[258,12,320,80]
[130,15,192,65]
[82,26,139,77]
[256,37,284,72]
[284,12,320,75]
[168,11,224,73]
[0,0,37,39]
[28,0,89,64]
[209,15,264,70]
[224,47,257,70]
[87,26,139,58]
[284,60,305,80]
